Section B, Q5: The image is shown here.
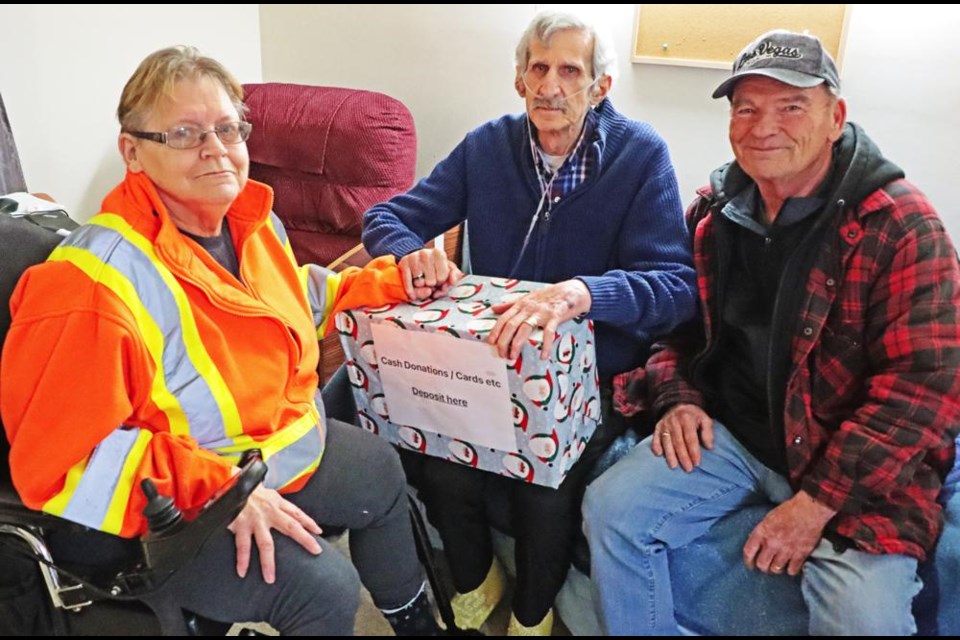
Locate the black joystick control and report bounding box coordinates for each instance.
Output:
[141,478,183,535]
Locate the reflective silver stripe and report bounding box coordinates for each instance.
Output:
[268,212,289,247]
[207,405,325,490]
[62,224,229,444]
[266,212,335,331]
[304,265,337,329]
[61,428,142,529]
[262,422,324,490]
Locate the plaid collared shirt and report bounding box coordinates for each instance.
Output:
[613,179,960,560]
[530,110,599,201]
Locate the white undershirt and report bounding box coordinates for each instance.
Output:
[538,148,567,173]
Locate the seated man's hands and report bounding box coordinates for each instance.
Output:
[652,403,715,472]
[743,490,836,576]
[228,485,323,584]
[488,279,591,361]
[398,248,464,301]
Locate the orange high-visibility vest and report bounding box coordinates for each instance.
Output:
[1,171,405,537]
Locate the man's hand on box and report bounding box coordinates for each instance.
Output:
[489,279,592,361]
[398,248,464,301]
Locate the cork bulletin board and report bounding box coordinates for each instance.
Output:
[632,4,850,69]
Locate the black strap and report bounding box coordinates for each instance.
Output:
[406,493,484,636]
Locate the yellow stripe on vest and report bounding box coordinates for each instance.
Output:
[101,429,153,534]
[42,453,89,517]
[49,246,190,435]
[316,270,343,337]
[93,214,244,439]
[214,405,325,489]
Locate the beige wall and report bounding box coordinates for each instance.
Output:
[0,4,262,221]
[260,3,960,240]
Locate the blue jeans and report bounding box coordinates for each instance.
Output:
[583,422,921,635]
[922,482,960,635]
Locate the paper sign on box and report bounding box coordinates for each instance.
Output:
[336,275,600,488]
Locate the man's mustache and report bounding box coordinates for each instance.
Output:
[533,98,567,110]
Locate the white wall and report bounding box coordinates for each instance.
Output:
[259,4,531,172]
[259,4,960,240]
[599,3,960,239]
[0,5,262,222]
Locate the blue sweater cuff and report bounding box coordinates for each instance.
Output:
[577,275,639,325]
[385,238,427,260]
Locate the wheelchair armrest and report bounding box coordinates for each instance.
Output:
[140,455,266,576]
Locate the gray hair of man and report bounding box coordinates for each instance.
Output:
[514,10,619,82]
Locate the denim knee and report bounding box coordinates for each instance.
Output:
[583,467,640,543]
[802,544,920,636]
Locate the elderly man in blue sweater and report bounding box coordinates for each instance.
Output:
[362,10,696,635]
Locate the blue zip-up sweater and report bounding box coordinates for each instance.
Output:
[362,99,696,377]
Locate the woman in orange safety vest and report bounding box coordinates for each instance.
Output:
[0,46,451,636]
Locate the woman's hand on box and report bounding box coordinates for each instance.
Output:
[398,248,464,301]
[489,279,591,360]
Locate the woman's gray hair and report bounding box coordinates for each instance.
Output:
[118,45,247,132]
[514,10,618,81]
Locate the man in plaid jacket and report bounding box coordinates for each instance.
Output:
[583,30,960,635]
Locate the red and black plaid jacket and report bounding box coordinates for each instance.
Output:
[615,141,960,559]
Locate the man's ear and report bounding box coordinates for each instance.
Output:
[515,68,526,98]
[118,133,144,173]
[590,75,612,107]
[829,96,847,142]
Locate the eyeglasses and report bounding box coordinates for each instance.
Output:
[522,62,594,94]
[125,121,253,150]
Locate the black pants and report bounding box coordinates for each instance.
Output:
[403,381,626,626]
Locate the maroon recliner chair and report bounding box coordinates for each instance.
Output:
[243,82,417,267]
[243,83,417,383]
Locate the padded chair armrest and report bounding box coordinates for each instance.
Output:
[243,83,417,267]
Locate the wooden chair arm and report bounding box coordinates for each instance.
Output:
[326,242,371,272]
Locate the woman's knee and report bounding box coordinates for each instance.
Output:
[361,430,406,487]
[269,539,363,634]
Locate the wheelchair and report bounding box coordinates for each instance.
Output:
[0,214,267,636]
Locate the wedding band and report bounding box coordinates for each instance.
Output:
[523,316,540,328]
[413,272,425,281]
[660,431,672,438]
[772,565,784,572]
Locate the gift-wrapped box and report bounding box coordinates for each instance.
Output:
[335,275,600,488]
